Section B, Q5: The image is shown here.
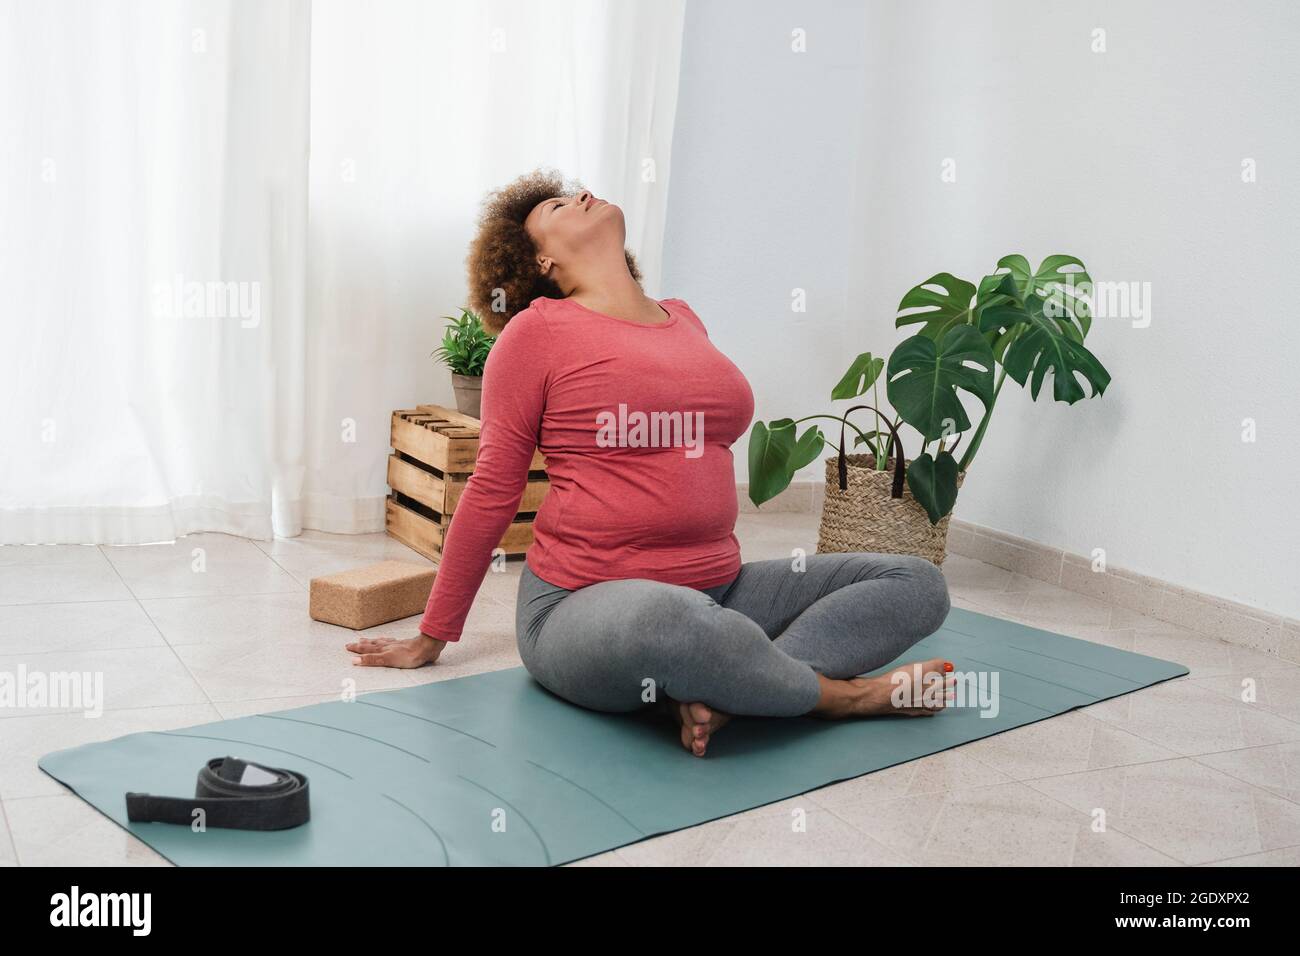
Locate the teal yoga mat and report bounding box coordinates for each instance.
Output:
[39,607,1187,866]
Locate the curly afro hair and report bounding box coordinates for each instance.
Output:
[466,168,642,334]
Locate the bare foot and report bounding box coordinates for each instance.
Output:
[816,658,956,720]
[662,697,732,757]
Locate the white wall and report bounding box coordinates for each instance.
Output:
[664,0,1300,618]
[662,0,872,485]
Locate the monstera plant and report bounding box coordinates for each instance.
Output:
[748,254,1111,523]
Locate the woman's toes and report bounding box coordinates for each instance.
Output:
[679,723,696,752]
[667,700,731,756]
[685,724,708,755]
[675,701,696,730]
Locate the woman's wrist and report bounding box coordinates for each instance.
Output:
[416,632,449,660]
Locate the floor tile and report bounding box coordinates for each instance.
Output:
[563,850,629,867]
[1191,741,1300,805]
[625,799,909,867]
[171,636,421,702]
[140,591,330,647]
[809,748,1015,807]
[1025,758,1300,865]
[0,561,133,606]
[1132,628,1296,680]
[958,711,1180,780]
[1201,845,1300,866]
[106,552,301,600]
[0,600,164,655]
[951,589,1030,618]
[4,794,169,866]
[0,646,208,718]
[1018,590,1115,629]
[1080,679,1300,755]
[102,533,269,562]
[941,554,1014,597]
[253,530,430,560]
[825,780,1178,866]
[0,704,221,800]
[1187,667,1300,723]
[1002,572,1064,595]
[0,544,110,568]
[612,818,739,866]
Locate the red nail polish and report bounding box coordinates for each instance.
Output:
[943,661,954,673]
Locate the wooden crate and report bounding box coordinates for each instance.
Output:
[385,405,548,561]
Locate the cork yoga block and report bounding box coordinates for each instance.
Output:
[308,560,437,631]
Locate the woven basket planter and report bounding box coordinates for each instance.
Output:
[816,454,965,566]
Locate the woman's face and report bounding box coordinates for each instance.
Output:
[524,190,624,278]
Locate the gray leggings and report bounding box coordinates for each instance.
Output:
[514,552,951,718]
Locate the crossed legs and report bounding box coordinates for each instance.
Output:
[516,552,953,743]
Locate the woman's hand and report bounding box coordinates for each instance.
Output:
[346,633,447,668]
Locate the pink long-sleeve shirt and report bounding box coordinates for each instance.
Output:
[418,295,755,642]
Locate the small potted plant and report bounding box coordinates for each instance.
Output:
[433,307,496,419]
[748,254,1111,564]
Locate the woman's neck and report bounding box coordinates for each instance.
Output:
[566,270,662,325]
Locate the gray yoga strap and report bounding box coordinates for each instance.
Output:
[125,756,311,831]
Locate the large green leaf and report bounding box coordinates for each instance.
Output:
[971,265,1021,360]
[979,267,1092,375]
[979,254,1092,340]
[992,287,1111,403]
[894,273,976,341]
[978,273,1033,362]
[831,353,885,401]
[789,425,825,470]
[747,420,794,506]
[747,420,824,506]
[906,451,961,524]
[886,325,995,442]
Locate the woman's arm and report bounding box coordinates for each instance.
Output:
[349,306,552,667]
[418,307,551,640]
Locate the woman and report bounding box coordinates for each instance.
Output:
[347,169,955,757]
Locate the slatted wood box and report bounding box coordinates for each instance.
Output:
[385,404,548,561]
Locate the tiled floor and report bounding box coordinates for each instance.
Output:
[2,511,1298,867]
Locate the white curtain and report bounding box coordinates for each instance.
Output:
[0,0,310,544]
[301,0,686,533]
[0,0,685,544]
